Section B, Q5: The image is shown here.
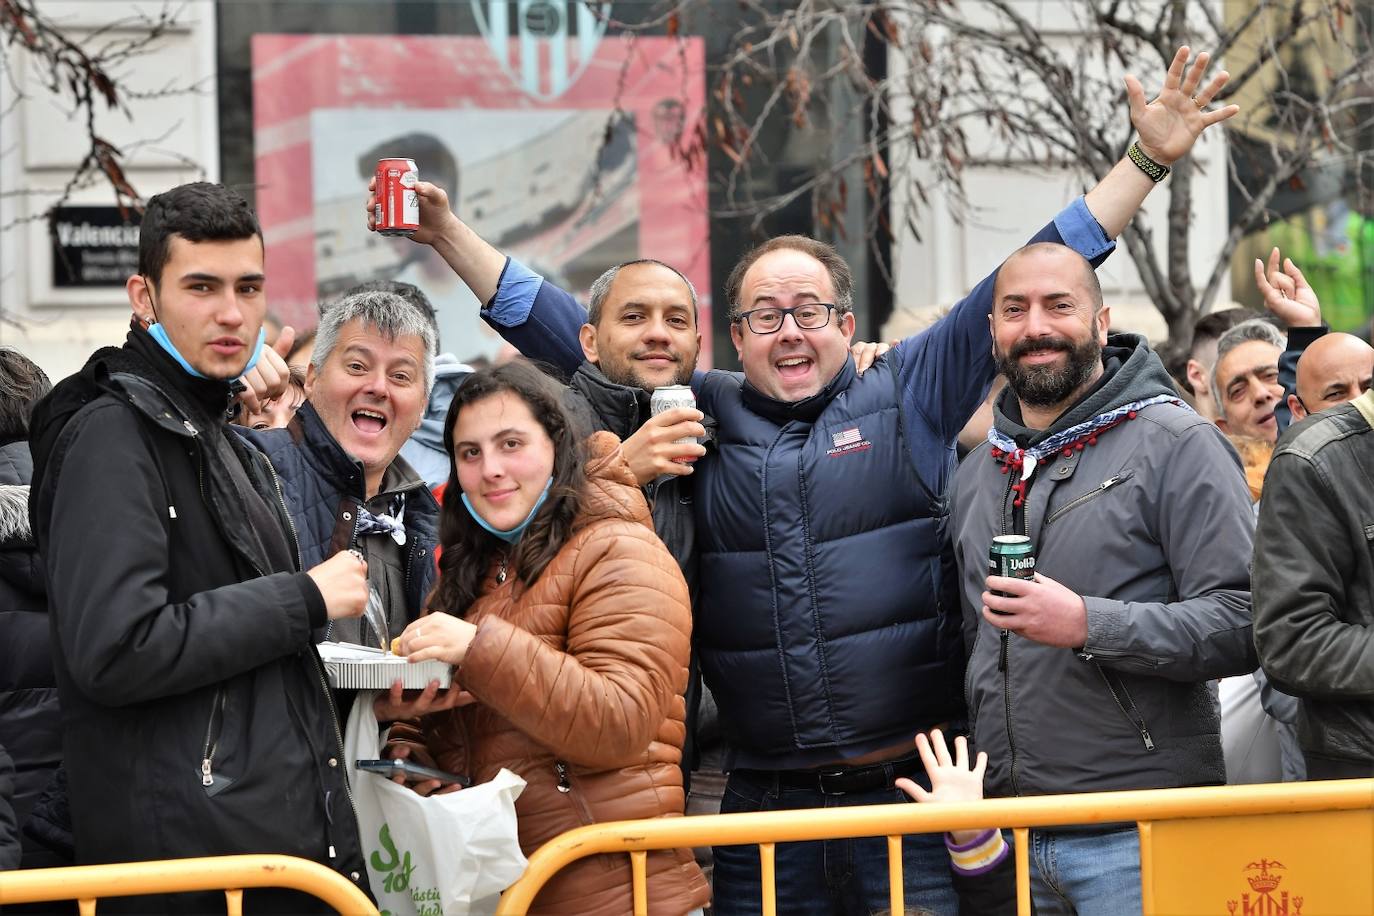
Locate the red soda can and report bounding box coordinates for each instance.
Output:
[374,158,420,236]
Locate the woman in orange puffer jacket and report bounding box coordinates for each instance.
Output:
[392,360,709,916]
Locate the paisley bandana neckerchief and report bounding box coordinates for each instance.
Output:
[988,394,1187,506]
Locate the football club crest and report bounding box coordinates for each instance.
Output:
[470,1,612,101]
[1227,860,1304,915]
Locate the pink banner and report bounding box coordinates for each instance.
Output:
[252,33,710,366]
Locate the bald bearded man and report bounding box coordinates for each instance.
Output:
[1288,332,1374,421]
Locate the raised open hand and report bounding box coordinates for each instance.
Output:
[896,729,987,807]
[1126,46,1239,166]
[1255,246,1322,327]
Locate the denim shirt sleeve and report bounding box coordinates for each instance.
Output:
[893,196,1116,444]
[479,257,587,376]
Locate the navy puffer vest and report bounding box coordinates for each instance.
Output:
[694,354,964,763]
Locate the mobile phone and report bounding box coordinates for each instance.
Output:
[356,758,472,787]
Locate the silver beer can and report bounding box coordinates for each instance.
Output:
[650,384,695,416]
[650,385,697,447]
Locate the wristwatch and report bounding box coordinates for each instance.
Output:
[1127,141,1170,182]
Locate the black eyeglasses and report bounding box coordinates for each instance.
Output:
[734,303,838,335]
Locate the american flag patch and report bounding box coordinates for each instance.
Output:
[832,427,863,448]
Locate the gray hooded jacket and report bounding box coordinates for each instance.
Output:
[948,334,1258,797]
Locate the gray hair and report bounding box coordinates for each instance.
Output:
[586,259,699,327]
[312,290,437,395]
[1213,318,1286,393]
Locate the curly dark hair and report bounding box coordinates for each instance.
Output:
[429,360,587,616]
[138,182,261,285]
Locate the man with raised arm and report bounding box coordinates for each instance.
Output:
[370,47,1235,915]
[1253,248,1374,424]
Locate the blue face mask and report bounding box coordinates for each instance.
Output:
[147,321,267,381]
[461,477,554,544]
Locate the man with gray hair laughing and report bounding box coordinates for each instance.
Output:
[238,287,442,659]
[1212,318,1286,444]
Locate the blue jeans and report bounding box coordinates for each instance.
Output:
[1027,827,1142,916]
[711,769,958,916]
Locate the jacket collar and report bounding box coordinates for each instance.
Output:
[742,356,856,425]
[570,362,651,441]
[123,325,237,425]
[281,401,430,502]
[72,328,234,440]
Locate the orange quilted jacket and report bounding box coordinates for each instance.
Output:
[422,432,709,915]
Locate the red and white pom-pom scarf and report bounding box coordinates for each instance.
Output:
[987,394,1187,506]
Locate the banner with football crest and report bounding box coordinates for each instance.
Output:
[251,4,710,365]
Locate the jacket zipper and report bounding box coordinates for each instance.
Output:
[554,761,598,823]
[554,761,614,871]
[187,425,355,821]
[201,686,227,787]
[1044,472,1133,528]
[326,502,365,643]
[189,432,232,791]
[1094,665,1156,751]
[555,760,599,825]
[264,456,304,570]
[555,760,572,793]
[997,466,1021,796]
[310,648,356,810]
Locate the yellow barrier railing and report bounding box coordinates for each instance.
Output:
[496,778,1374,916]
[0,854,381,915]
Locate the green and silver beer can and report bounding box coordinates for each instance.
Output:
[989,535,1036,603]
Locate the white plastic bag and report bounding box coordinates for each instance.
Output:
[344,692,527,916]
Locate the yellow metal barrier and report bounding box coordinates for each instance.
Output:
[496,779,1374,916]
[0,854,380,915]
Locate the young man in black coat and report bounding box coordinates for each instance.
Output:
[28,183,373,914]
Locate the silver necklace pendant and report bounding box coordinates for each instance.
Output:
[497,556,508,584]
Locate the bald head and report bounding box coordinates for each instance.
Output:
[993,242,1103,313]
[1290,332,1374,420]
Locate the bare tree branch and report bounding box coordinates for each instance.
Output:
[601,0,1373,355]
[0,0,195,232]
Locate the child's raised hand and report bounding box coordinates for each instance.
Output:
[896,728,987,805]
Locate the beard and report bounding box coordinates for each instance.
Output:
[996,334,1103,408]
[598,348,696,390]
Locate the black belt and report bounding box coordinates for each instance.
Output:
[741,751,926,797]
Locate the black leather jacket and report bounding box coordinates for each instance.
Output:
[1254,390,1374,769]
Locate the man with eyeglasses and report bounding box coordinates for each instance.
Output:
[382,46,1231,913]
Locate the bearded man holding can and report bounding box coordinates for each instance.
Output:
[946,237,1258,914]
